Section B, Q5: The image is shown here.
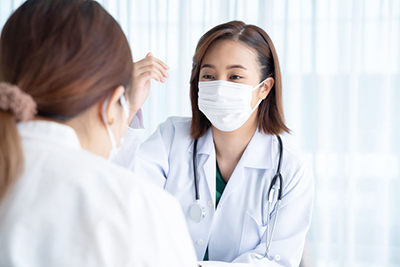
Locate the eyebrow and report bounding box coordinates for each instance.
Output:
[200,64,248,70]
[227,64,247,70]
[200,64,215,69]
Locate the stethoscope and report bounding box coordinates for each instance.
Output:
[189,136,284,261]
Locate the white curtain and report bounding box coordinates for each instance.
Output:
[1,0,399,266]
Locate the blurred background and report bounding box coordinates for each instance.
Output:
[1,0,399,266]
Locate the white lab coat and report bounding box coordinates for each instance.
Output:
[0,120,198,267]
[120,116,314,266]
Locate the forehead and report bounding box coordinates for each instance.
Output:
[201,39,259,70]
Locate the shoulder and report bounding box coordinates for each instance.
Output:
[272,136,314,193]
[21,144,179,217]
[269,135,314,190]
[159,116,192,135]
[21,142,152,198]
[65,148,137,182]
[272,135,311,168]
[145,116,192,148]
[72,151,180,202]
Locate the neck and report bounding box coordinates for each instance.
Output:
[63,108,110,158]
[212,112,258,180]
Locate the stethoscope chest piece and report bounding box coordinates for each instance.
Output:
[189,200,205,223]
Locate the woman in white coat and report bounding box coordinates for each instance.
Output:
[124,21,314,266]
[0,1,197,266]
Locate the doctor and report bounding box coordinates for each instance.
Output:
[122,21,314,266]
[0,0,197,266]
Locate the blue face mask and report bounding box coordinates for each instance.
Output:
[101,94,129,160]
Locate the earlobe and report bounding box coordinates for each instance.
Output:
[103,86,125,125]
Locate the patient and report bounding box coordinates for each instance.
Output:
[0,0,197,266]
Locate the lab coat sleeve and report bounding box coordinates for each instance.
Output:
[113,109,145,171]
[232,162,314,267]
[133,117,177,188]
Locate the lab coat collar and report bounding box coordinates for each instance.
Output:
[242,130,275,170]
[188,127,276,170]
[18,120,81,150]
[187,127,214,155]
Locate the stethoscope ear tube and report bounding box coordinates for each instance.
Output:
[262,135,284,260]
[275,136,283,200]
[268,136,284,201]
[190,139,204,223]
[193,139,199,200]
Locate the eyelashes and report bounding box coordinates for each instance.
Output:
[200,74,244,80]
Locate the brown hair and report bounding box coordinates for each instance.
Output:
[0,0,133,200]
[189,20,289,139]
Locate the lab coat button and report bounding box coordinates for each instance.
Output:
[207,200,213,207]
[197,239,204,245]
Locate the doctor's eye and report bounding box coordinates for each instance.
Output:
[230,75,243,80]
[201,74,214,79]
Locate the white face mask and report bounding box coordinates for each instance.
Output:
[101,94,129,160]
[198,79,266,132]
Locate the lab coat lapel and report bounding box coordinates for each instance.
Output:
[217,131,274,206]
[188,128,216,205]
[217,155,245,207]
[202,147,216,205]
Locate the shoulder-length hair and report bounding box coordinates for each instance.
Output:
[0,0,133,200]
[189,20,290,139]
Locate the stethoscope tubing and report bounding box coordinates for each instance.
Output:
[193,138,200,200]
[191,135,283,210]
[191,135,284,261]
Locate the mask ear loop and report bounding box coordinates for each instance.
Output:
[119,94,129,119]
[102,96,118,152]
[250,79,268,111]
[101,91,129,145]
[252,78,268,91]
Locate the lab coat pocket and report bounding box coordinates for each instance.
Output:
[238,212,267,255]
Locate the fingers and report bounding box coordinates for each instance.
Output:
[151,55,169,70]
[145,52,169,70]
[134,54,169,72]
[137,65,165,83]
[138,56,169,77]
[138,71,164,84]
[133,54,169,84]
[138,61,168,80]
[134,53,169,72]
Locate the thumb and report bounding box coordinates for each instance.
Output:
[146,52,153,58]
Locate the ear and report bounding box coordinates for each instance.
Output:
[259,77,274,100]
[98,86,125,124]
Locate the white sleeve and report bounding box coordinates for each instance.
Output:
[161,195,199,266]
[126,177,198,267]
[133,118,176,188]
[112,109,145,171]
[232,163,314,267]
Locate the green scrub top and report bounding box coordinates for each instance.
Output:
[203,161,227,261]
